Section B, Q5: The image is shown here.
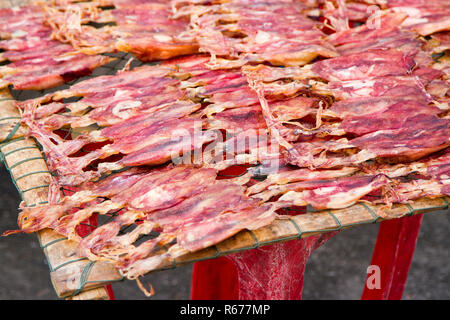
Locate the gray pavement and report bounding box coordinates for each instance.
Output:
[0,165,448,300]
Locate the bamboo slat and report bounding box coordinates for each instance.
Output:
[66,287,110,300]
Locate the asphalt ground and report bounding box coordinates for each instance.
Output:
[0,165,448,300]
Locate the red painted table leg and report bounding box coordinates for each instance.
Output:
[362,214,423,300]
[229,232,336,300]
[191,232,336,300]
[105,284,115,300]
[191,257,239,300]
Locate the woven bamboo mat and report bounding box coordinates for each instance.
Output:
[0,0,449,299]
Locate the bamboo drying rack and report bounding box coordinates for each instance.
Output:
[2,86,448,299]
[0,0,448,300]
